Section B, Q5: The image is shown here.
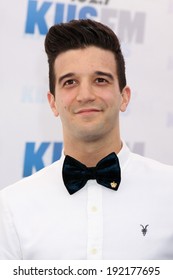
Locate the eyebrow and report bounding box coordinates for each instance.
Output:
[58,73,75,85]
[58,71,114,84]
[95,71,114,81]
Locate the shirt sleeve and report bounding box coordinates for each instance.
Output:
[0,190,22,259]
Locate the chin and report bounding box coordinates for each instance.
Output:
[77,129,105,142]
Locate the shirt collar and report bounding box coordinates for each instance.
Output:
[60,139,131,170]
[117,140,131,171]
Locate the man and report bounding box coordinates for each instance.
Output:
[0,19,173,260]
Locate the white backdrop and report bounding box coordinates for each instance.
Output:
[0,0,173,189]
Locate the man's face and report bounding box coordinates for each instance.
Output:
[48,46,130,143]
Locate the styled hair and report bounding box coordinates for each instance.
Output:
[45,19,126,95]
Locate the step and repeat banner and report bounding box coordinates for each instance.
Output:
[0,0,173,189]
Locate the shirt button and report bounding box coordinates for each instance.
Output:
[91,248,98,255]
[91,206,98,212]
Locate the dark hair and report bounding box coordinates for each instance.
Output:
[45,19,126,95]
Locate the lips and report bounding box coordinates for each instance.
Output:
[75,108,102,115]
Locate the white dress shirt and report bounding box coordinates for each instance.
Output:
[0,141,173,260]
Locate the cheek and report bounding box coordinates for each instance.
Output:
[101,89,120,106]
[57,95,72,114]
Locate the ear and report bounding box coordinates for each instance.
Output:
[47,92,59,117]
[120,86,131,112]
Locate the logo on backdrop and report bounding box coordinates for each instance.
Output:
[23,142,63,177]
[25,0,146,43]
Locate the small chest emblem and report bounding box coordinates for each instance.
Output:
[140,224,149,236]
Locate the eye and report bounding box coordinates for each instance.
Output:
[95,77,108,84]
[63,79,77,87]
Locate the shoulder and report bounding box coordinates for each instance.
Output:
[120,141,173,176]
[0,159,63,198]
[128,151,173,179]
[130,151,172,169]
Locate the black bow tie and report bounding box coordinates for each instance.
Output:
[62,152,121,195]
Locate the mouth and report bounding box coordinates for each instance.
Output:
[75,108,102,116]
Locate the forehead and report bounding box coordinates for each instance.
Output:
[54,46,117,77]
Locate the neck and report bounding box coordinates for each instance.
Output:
[63,134,122,167]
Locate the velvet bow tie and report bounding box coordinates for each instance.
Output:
[62,152,121,195]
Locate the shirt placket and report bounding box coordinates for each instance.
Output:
[87,181,103,259]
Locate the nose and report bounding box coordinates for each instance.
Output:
[76,81,96,103]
